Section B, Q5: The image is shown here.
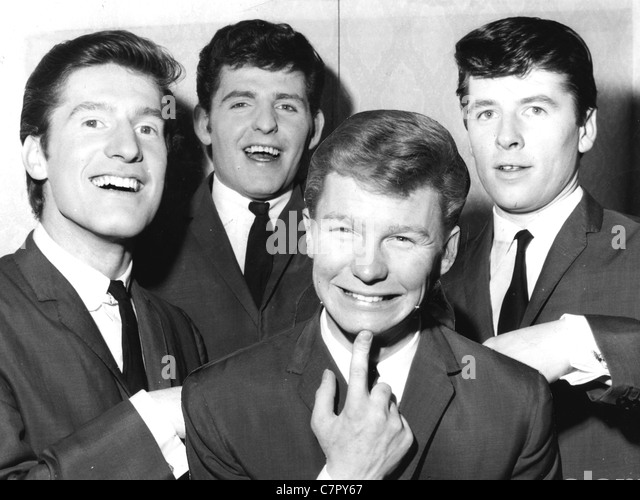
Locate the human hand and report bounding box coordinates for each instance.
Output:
[147,386,185,439]
[311,331,414,480]
[483,320,573,383]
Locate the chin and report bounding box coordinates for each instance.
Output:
[94,220,149,242]
[333,311,398,337]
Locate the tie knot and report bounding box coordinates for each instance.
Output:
[514,229,533,251]
[249,201,270,217]
[108,280,129,302]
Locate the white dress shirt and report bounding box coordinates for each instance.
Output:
[319,309,420,404]
[316,308,421,480]
[212,173,292,272]
[33,224,188,478]
[490,187,611,385]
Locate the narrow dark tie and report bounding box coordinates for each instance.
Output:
[244,201,273,307]
[497,229,534,335]
[368,362,380,391]
[108,280,148,394]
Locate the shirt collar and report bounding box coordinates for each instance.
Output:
[32,224,132,312]
[493,186,584,244]
[211,172,293,226]
[319,308,421,403]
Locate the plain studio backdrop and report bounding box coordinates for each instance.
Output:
[1,0,639,257]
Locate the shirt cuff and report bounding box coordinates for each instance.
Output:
[317,465,332,480]
[559,314,611,386]
[130,390,189,479]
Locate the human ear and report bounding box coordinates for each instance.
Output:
[578,108,597,154]
[22,136,48,181]
[303,208,316,259]
[440,225,461,276]
[193,104,213,146]
[307,110,325,151]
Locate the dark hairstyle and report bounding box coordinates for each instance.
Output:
[455,16,597,125]
[20,30,184,219]
[196,19,325,115]
[305,110,470,232]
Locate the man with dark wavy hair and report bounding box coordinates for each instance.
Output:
[442,16,640,479]
[0,30,206,480]
[137,19,326,361]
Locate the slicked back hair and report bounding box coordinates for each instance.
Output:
[20,30,183,218]
[455,16,597,125]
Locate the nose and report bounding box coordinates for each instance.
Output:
[252,104,278,134]
[496,115,524,150]
[105,124,143,163]
[351,245,389,285]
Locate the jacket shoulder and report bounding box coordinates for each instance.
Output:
[601,206,640,229]
[441,326,548,388]
[0,252,32,302]
[134,282,207,364]
[137,284,190,321]
[184,319,307,393]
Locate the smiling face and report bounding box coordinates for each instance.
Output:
[305,173,459,342]
[465,70,597,217]
[195,65,324,201]
[23,63,167,244]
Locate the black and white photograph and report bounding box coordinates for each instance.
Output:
[0,0,638,483]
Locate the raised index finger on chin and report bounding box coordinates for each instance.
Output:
[346,330,373,403]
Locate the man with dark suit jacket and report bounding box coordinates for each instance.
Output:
[136,20,325,360]
[183,110,561,480]
[0,30,206,480]
[441,17,640,480]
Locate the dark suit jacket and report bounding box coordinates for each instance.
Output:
[183,310,561,480]
[136,174,318,361]
[0,235,206,480]
[442,191,640,480]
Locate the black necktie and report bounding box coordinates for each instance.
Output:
[244,201,273,307]
[108,280,148,394]
[368,362,380,391]
[497,229,534,335]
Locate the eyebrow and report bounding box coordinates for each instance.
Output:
[220,90,256,104]
[275,93,306,104]
[69,101,164,120]
[469,95,559,109]
[468,98,498,109]
[520,95,559,108]
[220,90,307,104]
[321,212,353,223]
[389,224,432,239]
[321,214,432,238]
[69,102,114,118]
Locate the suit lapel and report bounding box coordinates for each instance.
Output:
[15,234,130,398]
[463,220,495,340]
[130,281,172,391]
[289,311,348,414]
[262,186,306,308]
[189,175,259,324]
[289,310,459,479]
[522,191,602,326]
[396,322,458,479]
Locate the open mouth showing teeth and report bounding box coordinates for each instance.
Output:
[90,175,142,193]
[497,165,529,172]
[244,145,282,160]
[342,288,397,304]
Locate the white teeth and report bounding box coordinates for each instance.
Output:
[345,291,385,303]
[244,145,282,157]
[499,165,521,171]
[91,175,141,192]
